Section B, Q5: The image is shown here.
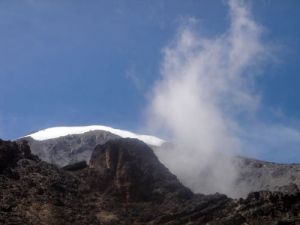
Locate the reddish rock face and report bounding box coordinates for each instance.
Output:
[89,138,193,202]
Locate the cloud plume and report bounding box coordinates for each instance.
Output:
[147,0,268,197]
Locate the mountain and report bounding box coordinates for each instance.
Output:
[19,125,165,167]
[19,125,300,197]
[1,138,300,225]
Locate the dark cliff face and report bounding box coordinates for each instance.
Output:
[89,139,193,202]
[1,138,300,225]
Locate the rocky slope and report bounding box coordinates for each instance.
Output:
[1,138,300,225]
[235,157,300,195]
[20,130,300,197]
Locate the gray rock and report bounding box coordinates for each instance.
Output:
[19,130,120,167]
[234,157,300,196]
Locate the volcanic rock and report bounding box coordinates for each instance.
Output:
[1,138,299,225]
[89,138,193,202]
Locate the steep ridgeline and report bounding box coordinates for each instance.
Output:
[1,138,300,225]
[19,126,300,197]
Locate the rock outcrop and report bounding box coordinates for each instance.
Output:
[1,138,299,225]
[89,139,193,202]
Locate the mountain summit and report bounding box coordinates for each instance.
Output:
[19,125,165,167]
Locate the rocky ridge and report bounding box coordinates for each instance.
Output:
[20,130,300,196]
[1,138,300,225]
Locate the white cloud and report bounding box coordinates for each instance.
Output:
[146,0,269,197]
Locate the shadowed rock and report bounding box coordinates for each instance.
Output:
[62,161,88,171]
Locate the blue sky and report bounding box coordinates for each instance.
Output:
[1,0,300,162]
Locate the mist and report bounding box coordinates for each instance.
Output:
[147,0,268,197]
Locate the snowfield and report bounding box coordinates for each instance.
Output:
[25,125,165,146]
